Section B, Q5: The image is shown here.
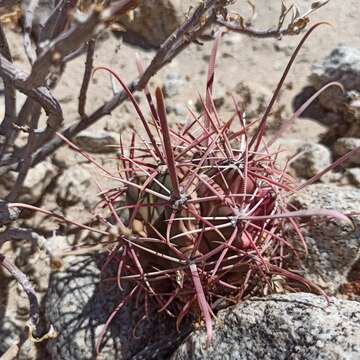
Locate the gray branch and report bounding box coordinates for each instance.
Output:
[39,0,78,43]
[0,54,63,130]
[216,17,299,38]
[31,0,222,165]
[24,0,139,88]
[0,227,55,260]
[78,38,96,119]
[21,0,39,64]
[0,23,16,136]
[0,254,43,337]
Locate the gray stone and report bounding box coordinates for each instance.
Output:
[195,86,226,112]
[0,313,22,356]
[234,81,270,118]
[290,143,332,179]
[162,73,184,98]
[0,161,56,203]
[270,138,308,170]
[0,200,20,225]
[74,131,118,153]
[290,184,360,293]
[45,255,190,360]
[346,168,360,187]
[333,137,360,166]
[118,0,192,48]
[166,103,187,117]
[172,293,360,360]
[55,167,92,206]
[310,47,360,112]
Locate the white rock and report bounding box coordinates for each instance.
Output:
[74,131,118,153]
[290,143,332,179]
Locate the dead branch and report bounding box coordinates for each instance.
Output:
[0,254,43,337]
[24,0,138,88]
[0,23,16,137]
[78,38,96,119]
[0,54,63,131]
[216,17,299,38]
[0,200,20,225]
[0,227,56,260]
[30,0,222,165]
[7,106,41,201]
[39,0,77,44]
[217,0,330,39]
[21,0,39,64]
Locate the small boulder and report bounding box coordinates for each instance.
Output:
[172,293,360,360]
[290,184,360,293]
[333,137,360,166]
[118,0,192,48]
[346,168,360,187]
[310,46,360,112]
[162,73,184,98]
[290,143,332,179]
[74,131,118,153]
[0,161,56,203]
[233,81,270,118]
[55,167,93,206]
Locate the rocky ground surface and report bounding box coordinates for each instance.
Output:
[1,0,360,359]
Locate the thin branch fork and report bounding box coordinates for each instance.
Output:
[0,54,63,130]
[0,227,56,260]
[39,0,78,44]
[216,17,299,38]
[24,0,139,88]
[29,0,223,166]
[0,254,43,337]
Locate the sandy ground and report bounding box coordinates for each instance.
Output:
[0,0,360,358]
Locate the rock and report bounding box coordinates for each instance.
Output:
[0,161,56,203]
[0,310,22,356]
[45,255,190,360]
[233,81,270,118]
[290,184,360,293]
[74,131,118,153]
[270,138,308,170]
[0,200,20,225]
[166,103,187,117]
[162,73,184,98]
[56,167,92,206]
[346,168,360,187]
[172,293,360,360]
[310,47,360,112]
[333,137,360,166]
[118,0,192,48]
[345,94,360,137]
[290,143,332,179]
[195,86,226,112]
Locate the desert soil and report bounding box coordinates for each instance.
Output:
[0,0,360,358]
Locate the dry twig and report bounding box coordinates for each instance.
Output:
[78,38,96,119]
[0,254,42,337]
